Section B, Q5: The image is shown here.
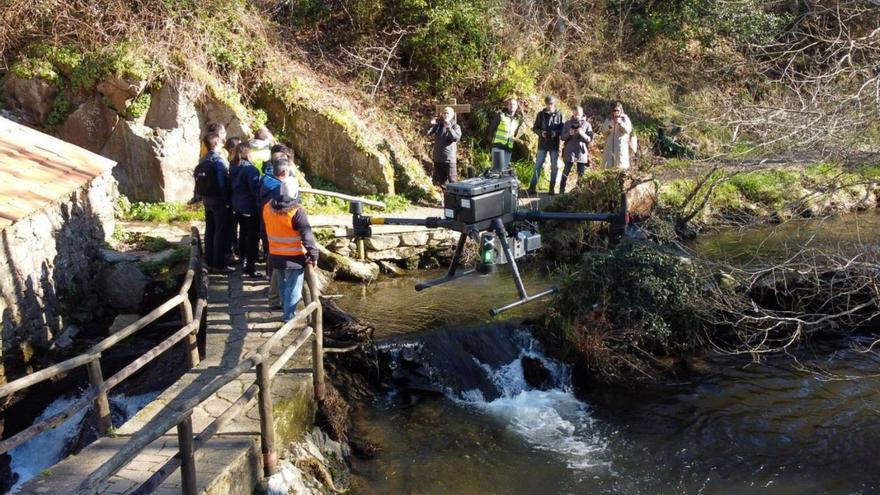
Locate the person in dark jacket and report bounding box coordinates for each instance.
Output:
[230,141,262,276]
[263,174,319,322]
[194,133,233,273]
[426,106,462,187]
[529,96,564,195]
[225,137,242,260]
[559,105,594,193]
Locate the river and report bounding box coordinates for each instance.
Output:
[332,211,880,495]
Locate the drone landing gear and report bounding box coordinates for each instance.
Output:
[414,229,476,291]
[487,218,557,316]
[415,218,557,316]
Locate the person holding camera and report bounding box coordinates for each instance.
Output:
[560,105,594,193]
[426,106,462,187]
[528,96,564,195]
[602,102,633,170]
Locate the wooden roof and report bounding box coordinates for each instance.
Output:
[0,117,116,230]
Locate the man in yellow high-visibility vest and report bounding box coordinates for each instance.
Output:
[487,97,523,171]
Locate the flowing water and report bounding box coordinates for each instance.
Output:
[333,211,880,495]
[7,391,158,491]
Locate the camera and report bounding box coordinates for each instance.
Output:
[571,122,581,129]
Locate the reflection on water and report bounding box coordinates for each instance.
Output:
[353,340,880,494]
[340,212,880,495]
[332,267,554,338]
[694,210,880,264]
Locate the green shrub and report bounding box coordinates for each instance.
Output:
[11,57,59,84]
[540,241,706,383]
[401,0,495,95]
[118,201,205,223]
[45,93,72,130]
[124,93,152,119]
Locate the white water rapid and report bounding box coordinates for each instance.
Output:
[456,332,609,472]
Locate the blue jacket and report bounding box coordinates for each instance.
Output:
[230,160,262,215]
[259,174,282,206]
[200,150,229,206]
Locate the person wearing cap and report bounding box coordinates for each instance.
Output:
[262,158,299,309]
[529,95,564,195]
[262,169,319,322]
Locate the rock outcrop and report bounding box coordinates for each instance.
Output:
[56,95,119,153]
[258,60,440,202]
[2,76,57,126]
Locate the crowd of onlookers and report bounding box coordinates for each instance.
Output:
[194,99,634,320]
[428,97,635,195]
[192,123,318,323]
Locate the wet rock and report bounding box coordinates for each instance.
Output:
[2,75,57,125]
[55,96,119,152]
[51,324,81,350]
[97,76,147,114]
[365,235,399,251]
[318,245,379,283]
[366,245,427,261]
[521,355,553,390]
[140,248,176,264]
[99,248,138,263]
[100,262,147,311]
[399,231,429,247]
[378,260,406,276]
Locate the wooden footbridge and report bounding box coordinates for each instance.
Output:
[2,228,326,494]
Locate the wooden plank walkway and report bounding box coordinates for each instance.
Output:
[19,268,315,495]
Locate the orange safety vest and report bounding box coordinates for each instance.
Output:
[262,203,306,256]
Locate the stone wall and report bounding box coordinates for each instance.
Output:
[0,170,116,386]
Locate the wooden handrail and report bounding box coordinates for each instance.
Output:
[80,298,322,492]
[0,227,205,454]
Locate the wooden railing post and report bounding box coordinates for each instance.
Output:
[256,362,277,476]
[86,356,112,435]
[180,297,199,368]
[176,416,197,495]
[306,267,325,399]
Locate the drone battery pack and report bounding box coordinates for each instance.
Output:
[443,175,519,225]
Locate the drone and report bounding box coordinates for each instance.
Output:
[346,152,629,316]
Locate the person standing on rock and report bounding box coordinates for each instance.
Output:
[528,96,564,195]
[194,133,234,273]
[426,106,462,188]
[262,171,319,322]
[231,141,262,277]
[488,97,524,171]
[602,102,633,170]
[560,105,594,193]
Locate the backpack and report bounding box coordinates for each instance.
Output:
[193,158,221,197]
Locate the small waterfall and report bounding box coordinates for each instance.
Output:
[7,390,159,491]
[376,325,609,472]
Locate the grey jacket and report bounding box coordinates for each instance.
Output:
[561,117,594,164]
[427,121,462,163]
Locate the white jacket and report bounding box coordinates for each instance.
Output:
[602,115,633,169]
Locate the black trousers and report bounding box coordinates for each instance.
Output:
[204,201,230,268]
[434,161,457,187]
[236,213,260,274]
